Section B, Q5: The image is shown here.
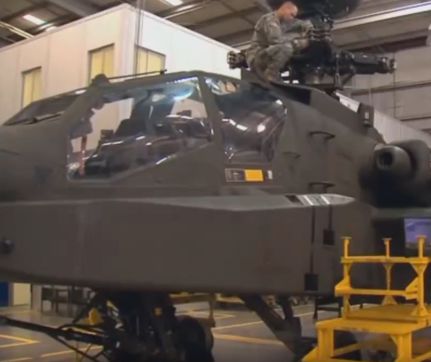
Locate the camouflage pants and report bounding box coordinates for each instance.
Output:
[249,43,295,79]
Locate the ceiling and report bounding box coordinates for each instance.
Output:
[0,0,430,51]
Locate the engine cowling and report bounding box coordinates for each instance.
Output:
[374,145,413,179]
[362,140,431,207]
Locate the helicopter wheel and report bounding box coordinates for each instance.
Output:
[87,292,215,362]
[177,317,215,362]
[105,318,215,362]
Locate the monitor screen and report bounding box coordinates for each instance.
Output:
[404,218,431,248]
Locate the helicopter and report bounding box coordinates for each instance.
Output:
[0,0,428,361]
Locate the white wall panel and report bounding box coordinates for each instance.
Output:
[135,9,239,77]
[374,110,431,147]
[0,48,20,120]
[46,26,87,95]
[17,36,50,76]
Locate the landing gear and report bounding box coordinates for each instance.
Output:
[177,317,214,362]
[89,292,215,362]
[2,291,316,362]
[2,291,215,362]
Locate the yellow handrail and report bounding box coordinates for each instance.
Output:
[336,236,430,318]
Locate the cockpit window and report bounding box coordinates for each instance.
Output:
[67,77,212,179]
[206,78,286,163]
[5,93,80,126]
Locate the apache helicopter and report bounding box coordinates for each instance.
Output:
[0,0,428,361]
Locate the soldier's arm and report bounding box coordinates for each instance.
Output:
[290,19,314,33]
[261,19,284,45]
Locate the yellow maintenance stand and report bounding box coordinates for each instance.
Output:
[303,236,431,362]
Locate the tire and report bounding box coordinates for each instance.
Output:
[177,317,214,362]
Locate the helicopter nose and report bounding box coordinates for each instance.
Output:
[0,124,63,202]
[0,125,36,201]
[0,147,22,201]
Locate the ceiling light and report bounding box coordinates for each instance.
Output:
[45,26,57,32]
[257,124,266,133]
[23,14,46,26]
[163,0,183,6]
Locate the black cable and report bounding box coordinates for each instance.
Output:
[51,336,101,362]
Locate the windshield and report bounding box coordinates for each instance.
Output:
[5,93,80,126]
[67,77,212,179]
[206,77,286,163]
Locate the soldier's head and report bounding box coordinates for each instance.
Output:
[267,0,299,20]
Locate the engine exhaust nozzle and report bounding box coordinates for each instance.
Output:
[374,145,413,179]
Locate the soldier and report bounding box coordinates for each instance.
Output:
[246,0,313,82]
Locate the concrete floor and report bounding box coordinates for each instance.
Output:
[0,304,320,362]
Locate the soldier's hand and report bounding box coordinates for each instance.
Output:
[292,38,310,51]
[302,20,314,34]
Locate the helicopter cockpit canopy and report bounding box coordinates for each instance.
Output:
[67,77,214,179]
[63,74,287,179]
[5,93,80,126]
[2,73,288,181]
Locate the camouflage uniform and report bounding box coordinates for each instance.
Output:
[246,12,313,81]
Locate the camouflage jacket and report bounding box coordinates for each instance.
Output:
[246,12,313,63]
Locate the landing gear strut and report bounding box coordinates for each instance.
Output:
[86,292,215,362]
[241,295,315,360]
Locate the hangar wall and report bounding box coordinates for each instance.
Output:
[0,4,238,123]
[351,45,431,133]
[339,92,431,147]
